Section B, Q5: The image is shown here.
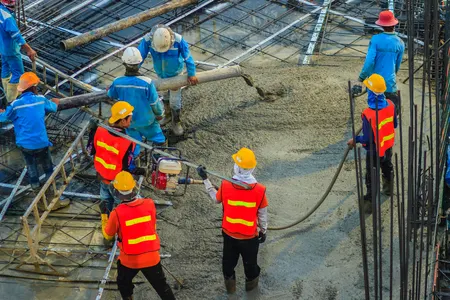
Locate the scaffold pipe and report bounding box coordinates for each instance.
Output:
[60,0,198,51]
[57,65,242,110]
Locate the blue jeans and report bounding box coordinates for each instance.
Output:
[1,55,24,83]
[20,147,53,189]
[161,88,182,110]
[127,124,166,156]
[99,181,120,215]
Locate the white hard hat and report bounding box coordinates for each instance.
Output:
[122,47,143,65]
[152,27,173,53]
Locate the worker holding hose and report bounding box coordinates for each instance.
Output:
[356,10,404,113]
[108,47,166,156]
[347,74,397,214]
[138,24,198,136]
[103,171,176,300]
[87,101,146,244]
[0,0,37,105]
[197,147,268,294]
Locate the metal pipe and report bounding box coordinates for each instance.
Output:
[0,168,27,222]
[60,0,198,51]
[95,237,118,300]
[57,66,242,110]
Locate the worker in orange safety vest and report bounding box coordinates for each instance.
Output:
[104,171,175,300]
[197,147,268,294]
[347,74,397,214]
[87,101,146,243]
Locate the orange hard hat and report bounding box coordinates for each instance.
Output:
[375,10,398,27]
[17,72,40,92]
[232,147,257,169]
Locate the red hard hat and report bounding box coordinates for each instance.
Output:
[375,10,398,27]
[1,0,16,7]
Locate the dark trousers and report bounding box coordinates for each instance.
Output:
[20,147,53,188]
[222,231,260,281]
[117,260,175,300]
[365,148,393,197]
[384,92,400,114]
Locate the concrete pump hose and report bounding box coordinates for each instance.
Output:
[268,127,362,231]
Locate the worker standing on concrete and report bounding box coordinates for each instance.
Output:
[347,74,397,213]
[0,72,70,209]
[108,47,165,155]
[104,171,176,300]
[196,148,268,294]
[357,10,404,112]
[138,24,198,136]
[87,101,146,241]
[0,0,37,104]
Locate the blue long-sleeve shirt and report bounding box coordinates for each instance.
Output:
[138,28,196,78]
[107,75,163,128]
[0,4,26,57]
[0,92,57,149]
[359,32,405,93]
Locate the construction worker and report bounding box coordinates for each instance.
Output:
[138,24,198,136]
[107,47,165,156]
[0,72,70,209]
[357,10,405,112]
[87,101,146,241]
[0,0,37,104]
[196,147,268,294]
[104,171,176,300]
[347,74,397,213]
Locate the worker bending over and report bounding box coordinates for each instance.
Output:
[0,72,69,209]
[87,101,146,241]
[197,148,268,294]
[138,24,198,136]
[108,47,165,156]
[358,10,404,112]
[348,74,397,214]
[0,0,37,104]
[104,171,176,300]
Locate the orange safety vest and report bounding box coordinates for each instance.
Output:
[93,127,134,181]
[221,180,266,237]
[115,199,160,255]
[362,99,395,157]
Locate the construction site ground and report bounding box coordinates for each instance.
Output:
[0,52,432,300]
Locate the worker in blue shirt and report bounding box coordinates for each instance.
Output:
[348,74,398,214]
[107,47,166,156]
[0,72,69,210]
[0,0,37,104]
[138,24,198,136]
[358,10,404,113]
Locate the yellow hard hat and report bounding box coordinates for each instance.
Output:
[109,101,134,124]
[18,72,40,92]
[232,147,257,169]
[363,74,387,94]
[113,171,136,192]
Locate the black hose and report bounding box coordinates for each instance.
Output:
[268,127,362,231]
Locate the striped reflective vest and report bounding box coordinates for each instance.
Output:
[93,127,134,181]
[362,99,396,157]
[115,199,160,255]
[221,180,266,237]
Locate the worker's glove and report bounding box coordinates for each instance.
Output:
[258,231,266,244]
[351,85,363,97]
[88,118,99,130]
[197,165,208,180]
[134,167,147,176]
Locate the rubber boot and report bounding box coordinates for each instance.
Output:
[382,176,393,196]
[1,77,9,108]
[6,83,19,103]
[363,194,372,214]
[38,197,70,211]
[171,109,184,136]
[124,296,133,300]
[1,77,10,98]
[159,101,172,126]
[245,276,259,291]
[224,277,236,294]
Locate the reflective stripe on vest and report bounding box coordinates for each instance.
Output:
[362,99,396,157]
[115,199,160,255]
[93,127,134,181]
[221,180,266,237]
